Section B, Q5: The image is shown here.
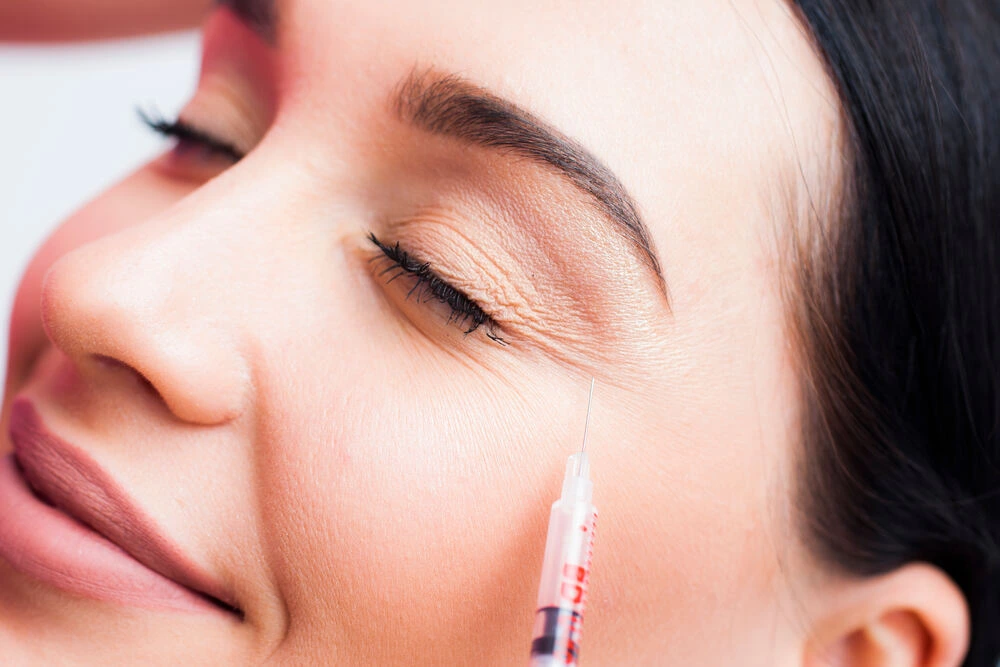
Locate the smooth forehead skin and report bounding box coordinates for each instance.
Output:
[0,1,840,665]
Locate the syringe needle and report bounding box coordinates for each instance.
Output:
[530,378,599,667]
[580,378,595,454]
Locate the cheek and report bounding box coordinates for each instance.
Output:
[255,341,579,661]
[4,167,195,392]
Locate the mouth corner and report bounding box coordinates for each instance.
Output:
[2,401,242,619]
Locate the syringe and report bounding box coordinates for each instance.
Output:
[529,379,598,667]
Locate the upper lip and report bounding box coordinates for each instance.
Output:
[8,398,239,615]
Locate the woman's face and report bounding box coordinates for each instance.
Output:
[0,1,838,663]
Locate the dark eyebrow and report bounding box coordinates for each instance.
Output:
[215,0,277,43]
[392,69,668,300]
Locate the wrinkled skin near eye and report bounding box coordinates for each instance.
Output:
[0,1,851,665]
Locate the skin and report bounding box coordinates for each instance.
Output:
[0,1,971,665]
[0,0,211,41]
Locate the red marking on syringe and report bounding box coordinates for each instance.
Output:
[529,379,598,667]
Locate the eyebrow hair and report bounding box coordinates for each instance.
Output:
[215,0,276,43]
[392,69,667,298]
[202,8,669,299]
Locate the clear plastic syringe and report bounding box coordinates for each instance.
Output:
[529,379,598,667]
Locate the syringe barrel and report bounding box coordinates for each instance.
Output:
[529,479,597,667]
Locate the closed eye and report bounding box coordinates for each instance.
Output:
[368,233,507,346]
[137,107,244,163]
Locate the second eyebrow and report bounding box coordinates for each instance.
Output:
[215,0,277,43]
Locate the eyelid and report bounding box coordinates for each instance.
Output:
[368,232,508,346]
[136,107,245,162]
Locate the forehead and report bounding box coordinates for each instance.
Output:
[264,0,834,305]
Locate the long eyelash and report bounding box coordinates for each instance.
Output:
[368,232,507,345]
[136,107,244,162]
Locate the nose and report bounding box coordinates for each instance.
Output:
[39,211,250,425]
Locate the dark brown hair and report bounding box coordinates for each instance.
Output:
[788,1,1000,664]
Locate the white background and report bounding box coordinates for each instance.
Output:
[0,31,200,382]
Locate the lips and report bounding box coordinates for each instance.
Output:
[0,398,240,616]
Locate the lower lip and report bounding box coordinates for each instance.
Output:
[0,453,217,613]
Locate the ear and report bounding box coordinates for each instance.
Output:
[803,563,969,667]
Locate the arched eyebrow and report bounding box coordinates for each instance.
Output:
[392,69,668,300]
[214,2,668,302]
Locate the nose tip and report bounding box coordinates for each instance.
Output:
[38,237,250,427]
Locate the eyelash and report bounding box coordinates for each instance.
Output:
[368,233,507,346]
[138,110,503,345]
[137,107,244,162]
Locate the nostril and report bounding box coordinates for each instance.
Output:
[92,354,161,400]
[93,354,128,372]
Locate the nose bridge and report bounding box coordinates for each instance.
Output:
[40,180,264,425]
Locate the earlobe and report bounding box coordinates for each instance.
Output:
[803,563,969,667]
